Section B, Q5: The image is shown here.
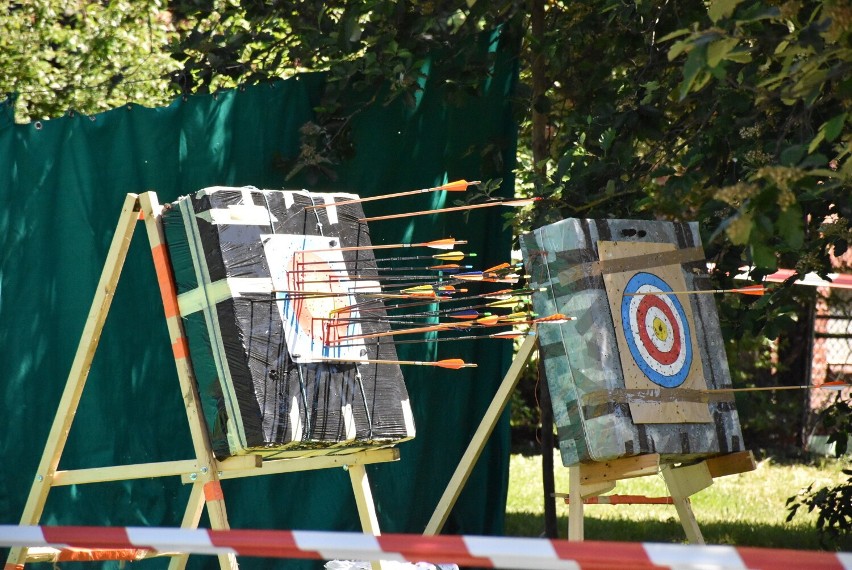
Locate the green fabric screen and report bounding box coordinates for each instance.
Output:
[0,32,518,569]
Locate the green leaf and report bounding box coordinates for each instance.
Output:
[726,211,753,245]
[824,113,847,142]
[707,38,739,67]
[658,28,691,43]
[678,47,707,100]
[708,0,742,23]
[780,145,806,166]
[777,206,804,249]
[751,242,777,270]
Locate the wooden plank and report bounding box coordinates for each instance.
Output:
[6,193,141,569]
[662,462,712,499]
[168,482,207,570]
[348,464,387,570]
[579,453,661,484]
[706,451,756,478]
[579,480,616,499]
[52,456,261,486]
[184,448,399,483]
[139,192,237,570]
[598,241,711,424]
[567,465,584,540]
[662,466,706,545]
[424,333,538,535]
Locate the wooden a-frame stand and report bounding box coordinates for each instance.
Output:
[7,192,398,570]
[424,333,755,543]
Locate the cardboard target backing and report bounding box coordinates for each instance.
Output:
[520,218,743,466]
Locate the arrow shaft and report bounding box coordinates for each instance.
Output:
[304,180,480,210]
[360,199,537,223]
[297,239,466,254]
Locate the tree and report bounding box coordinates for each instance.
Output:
[0,0,179,123]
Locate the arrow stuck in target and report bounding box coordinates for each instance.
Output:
[359,198,540,223]
[297,238,466,254]
[310,357,477,369]
[624,285,766,297]
[305,180,480,210]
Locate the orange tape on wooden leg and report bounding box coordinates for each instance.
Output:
[151,244,180,318]
[172,337,190,360]
[5,564,25,570]
[204,480,225,501]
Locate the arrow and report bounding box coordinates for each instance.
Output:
[624,285,766,297]
[311,357,477,369]
[305,180,480,210]
[297,238,466,255]
[373,251,477,264]
[291,264,470,275]
[329,313,572,344]
[704,381,849,393]
[360,197,541,223]
[272,289,439,301]
[335,330,537,347]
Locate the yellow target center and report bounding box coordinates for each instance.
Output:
[653,317,668,341]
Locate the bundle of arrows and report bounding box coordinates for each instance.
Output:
[282,180,556,370]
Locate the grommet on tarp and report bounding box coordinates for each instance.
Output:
[34,121,42,130]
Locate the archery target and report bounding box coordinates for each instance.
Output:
[261,234,376,363]
[620,272,693,388]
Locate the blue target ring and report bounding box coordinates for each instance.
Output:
[620,272,693,388]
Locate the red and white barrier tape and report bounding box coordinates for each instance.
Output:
[2,525,850,570]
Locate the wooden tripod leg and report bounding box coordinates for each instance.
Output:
[348,464,381,535]
[567,466,584,541]
[348,463,386,570]
[167,482,206,570]
[139,192,237,570]
[424,333,538,535]
[5,193,141,570]
[661,463,711,545]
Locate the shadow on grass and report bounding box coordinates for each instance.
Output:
[504,512,852,551]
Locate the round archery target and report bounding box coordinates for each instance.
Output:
[620,272,693,388]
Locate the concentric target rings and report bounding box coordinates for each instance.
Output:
[620,272,693,388]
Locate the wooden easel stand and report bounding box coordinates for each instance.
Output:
[6,193,396,570]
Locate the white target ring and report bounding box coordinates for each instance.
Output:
[620,272,693,388]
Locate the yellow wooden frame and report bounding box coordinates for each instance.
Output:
[6,192,398,570]
[423,333,755,545]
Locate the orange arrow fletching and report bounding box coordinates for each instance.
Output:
[426,238,462,250]
[430,264,461,270]
[484,262,511,274]
[534,313,572,324]
[436,358,476,369]
[733,285,766,296]
[437,180,478,192]
[476,315,501,326]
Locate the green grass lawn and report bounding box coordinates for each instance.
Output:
[505,451,851,551]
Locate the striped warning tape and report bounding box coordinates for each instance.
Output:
[1,525,850,570]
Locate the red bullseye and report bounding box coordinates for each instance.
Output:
[634,294,681,366]
[287,252,352,344]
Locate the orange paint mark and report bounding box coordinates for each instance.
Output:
[5,564,25,570]
[172,337,189,360]
[151,244,179,318]
[204,480,225,501]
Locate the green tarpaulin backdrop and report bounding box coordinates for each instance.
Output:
[0,33,518,569]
